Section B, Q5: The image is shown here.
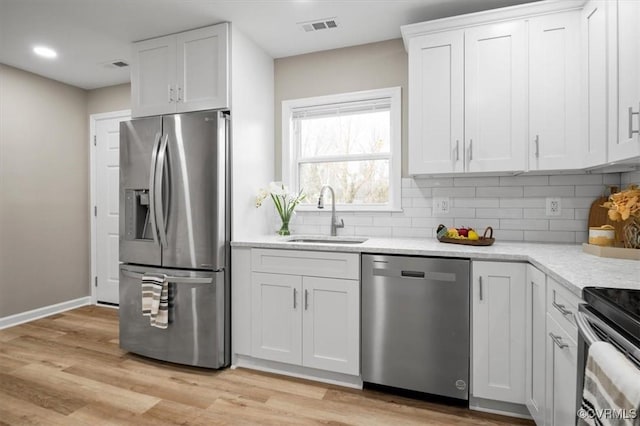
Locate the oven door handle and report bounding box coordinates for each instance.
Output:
[577,308,640,365]
[575,310,599,346]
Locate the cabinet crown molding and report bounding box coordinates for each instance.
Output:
[401,0,586,50]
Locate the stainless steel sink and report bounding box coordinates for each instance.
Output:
[285,236,368,244]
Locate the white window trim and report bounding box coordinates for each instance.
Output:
[282,87,402,212]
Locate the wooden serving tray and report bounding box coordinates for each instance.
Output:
[437,225,495,246]
[582,243,640,261]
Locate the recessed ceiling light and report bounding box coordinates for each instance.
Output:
[33,46,57,59]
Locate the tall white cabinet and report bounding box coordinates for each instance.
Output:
[131,24,229,118]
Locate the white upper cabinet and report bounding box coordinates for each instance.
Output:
[408,31,464,174]
[465,21,527,173]
[131,35,176,118]
[608,0,640,161]
[529,11,581,171]
[131,23,229,118]
[176,25,229,113]
[582,0,609,167]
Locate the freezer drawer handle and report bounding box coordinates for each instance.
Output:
[401,270,425,279]
[121,269,213,285]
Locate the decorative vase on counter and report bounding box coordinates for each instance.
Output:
[255,181,306,236]
[623,217,640,249]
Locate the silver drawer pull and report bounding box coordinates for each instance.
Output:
[552,300,572,317]
[549,332,569,349]
[304,289,309,311]
[293,288,297,309]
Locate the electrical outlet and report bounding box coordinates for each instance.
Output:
[546,197,562,216]
[433,197,450,215]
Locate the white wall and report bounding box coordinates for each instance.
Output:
[230,25,275,239]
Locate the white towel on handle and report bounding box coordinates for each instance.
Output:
[141,273,168,329]
[578,341,640,426]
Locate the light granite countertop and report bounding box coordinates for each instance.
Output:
[231,236,640,298]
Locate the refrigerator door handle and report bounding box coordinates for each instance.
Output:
[148,132,162,245]
[121,269,214,284]
[155,134,169,249]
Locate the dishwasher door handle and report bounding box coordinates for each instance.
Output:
[401,270,425,279]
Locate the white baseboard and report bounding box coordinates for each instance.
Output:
[0,296,92,330]
[233,354,363,389]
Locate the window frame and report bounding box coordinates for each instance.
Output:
[282,87,402,212]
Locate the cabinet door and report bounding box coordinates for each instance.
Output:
[302,277,359,375]
[176,24,229,113]
[529,12,581,171]
[609,0,640,161]
[582,0,609,167]
[472,261,526,404]
[525,265,546,425]
[131,35,176,118]
[251,272,302,365]
[465,21,527,172]
[545,314,578,426]
[408,31,464,174]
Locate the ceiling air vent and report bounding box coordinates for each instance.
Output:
[299,17,339,33]
[101,60,129,69]
[111,61,129,68]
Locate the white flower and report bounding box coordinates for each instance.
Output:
[269,181,288,196]
[255,188,268,208]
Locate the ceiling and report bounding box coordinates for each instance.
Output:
[0,0,540,90]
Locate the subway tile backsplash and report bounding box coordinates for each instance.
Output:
[281,171,640,244]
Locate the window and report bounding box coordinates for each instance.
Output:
[282,87,401,211]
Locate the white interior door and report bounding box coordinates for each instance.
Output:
[93,112,129,304]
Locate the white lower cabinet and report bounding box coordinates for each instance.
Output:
[525,265,547,425]
[251,272,302,365]
[472,261,526,404]
[249,250,360,376]
[545,314,578,426]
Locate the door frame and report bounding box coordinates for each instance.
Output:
[89,109,131,305]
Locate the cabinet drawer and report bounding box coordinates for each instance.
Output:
[546,277,582,340]
[251,249,359,280]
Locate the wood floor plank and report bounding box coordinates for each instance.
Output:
[0,306,533,426]
[0,371,87,415]
[10,363,161,414]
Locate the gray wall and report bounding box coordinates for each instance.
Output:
[274,38,408,179]
[0,64,89,317]
[87,83,130,116]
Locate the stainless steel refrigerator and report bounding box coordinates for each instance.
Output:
[118,110,230,369]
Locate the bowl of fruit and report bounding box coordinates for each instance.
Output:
[436,224,495,246]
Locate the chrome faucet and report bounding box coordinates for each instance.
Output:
[317,185,344,236]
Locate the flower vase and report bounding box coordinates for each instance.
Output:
[278,219,291,236]
[623,217,640,249]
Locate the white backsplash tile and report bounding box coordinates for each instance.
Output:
[278,172,628,243]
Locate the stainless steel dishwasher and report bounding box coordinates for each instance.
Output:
[362,254,470,401]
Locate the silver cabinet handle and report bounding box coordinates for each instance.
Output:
[629,105,639,138]
[155,134,169,249]
[468,139,473,161]
[304,289,309,310]
[552,300,572,317]
[479,276,483,301]
[549,332,568,349]
[168,85,174,103]
[456,140,460,162]
[534,135,540,158]
[293,288,297,309]
[177,86,182,102]
[148,132,162,245]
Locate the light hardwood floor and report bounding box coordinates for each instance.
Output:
[0,306,533,425]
